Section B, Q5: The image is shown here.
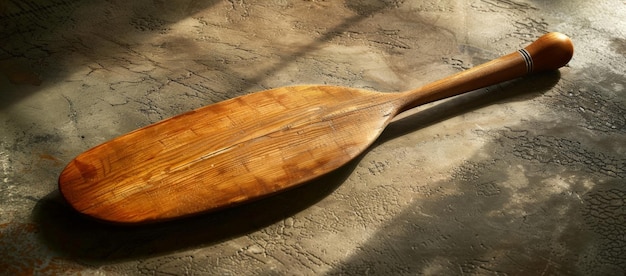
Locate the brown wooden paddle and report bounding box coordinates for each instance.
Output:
[59,32,573,224]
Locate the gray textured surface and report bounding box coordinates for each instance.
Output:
[1,0,624,275]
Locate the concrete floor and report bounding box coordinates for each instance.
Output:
[1,0,624,275]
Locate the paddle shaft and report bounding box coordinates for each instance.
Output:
[398,32,573,112]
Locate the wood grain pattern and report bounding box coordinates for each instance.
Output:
[59,32,574,223]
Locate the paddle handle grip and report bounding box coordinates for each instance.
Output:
[400,32,573,111]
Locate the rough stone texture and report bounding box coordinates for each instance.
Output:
[1,0,624,275]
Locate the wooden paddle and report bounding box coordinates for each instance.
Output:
[59,32,573,224]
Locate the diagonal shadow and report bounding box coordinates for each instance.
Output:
[0,0,398,111]
[0,0,225,110]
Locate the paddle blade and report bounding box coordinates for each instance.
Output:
[59,86,402,223]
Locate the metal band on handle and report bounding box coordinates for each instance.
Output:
[518,49,533,73]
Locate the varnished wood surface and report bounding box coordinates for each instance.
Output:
[59,33,573,223]
[60,86,404,223]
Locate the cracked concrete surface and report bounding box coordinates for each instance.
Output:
[1,0,624,275]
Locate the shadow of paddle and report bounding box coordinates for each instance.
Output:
[32,155,361,264]
[377,70,562,146]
